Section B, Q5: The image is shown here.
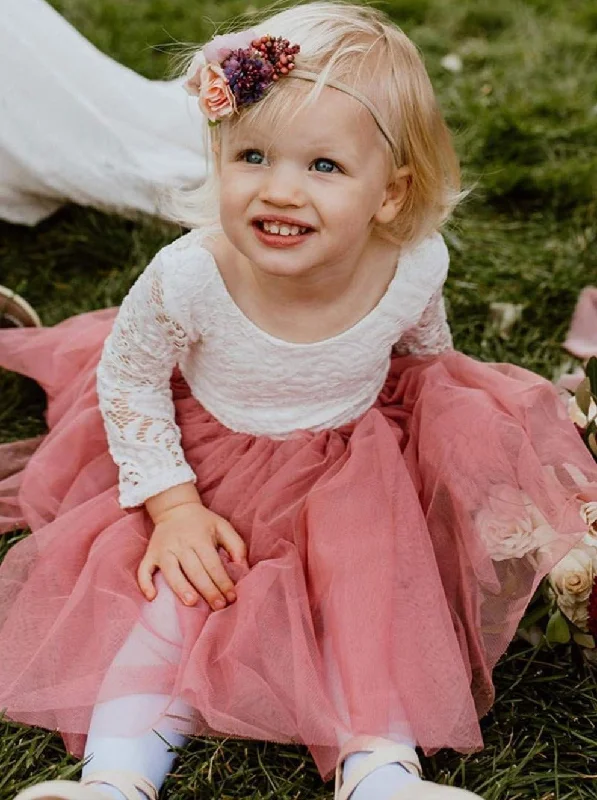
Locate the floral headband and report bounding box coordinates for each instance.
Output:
[184,28,401,162]
[184,29,298,124]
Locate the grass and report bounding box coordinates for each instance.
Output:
[1,0,597,797]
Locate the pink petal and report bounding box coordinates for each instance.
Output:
[203,28,259,63]
[564,286,597,359]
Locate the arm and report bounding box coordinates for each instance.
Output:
[96,251,197,508]
[144,481,204,520]
[393,288,453,357]
[98,246,248,609]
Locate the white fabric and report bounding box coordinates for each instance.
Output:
[82,703,187,800]
[0,0,206,225]
[83,578,191,793]
[96,229,453,508]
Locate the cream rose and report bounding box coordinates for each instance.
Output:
[476,485,556,562]
[549,546,595,631]
[197,64,236,122]
[184,61,236,122]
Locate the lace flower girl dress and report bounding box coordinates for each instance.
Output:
[1,229,596,780]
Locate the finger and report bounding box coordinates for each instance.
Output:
[193,544,238,603]
[160,552,202,607]
[215,519,248,566]
[180,549,230,610]
[137,556,158,601]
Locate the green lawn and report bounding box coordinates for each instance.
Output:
[1,0,597,798]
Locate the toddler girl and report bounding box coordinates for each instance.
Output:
[1,3,596,800]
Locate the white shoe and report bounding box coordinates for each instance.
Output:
[335,736,484,800]
[392,783,484,798]
[13,770,157,800]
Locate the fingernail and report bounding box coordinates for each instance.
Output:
[214,599,226,610]
[226,591,237,603]
[184,593,195,604]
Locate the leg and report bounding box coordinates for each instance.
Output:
[82,576,193,799]
[323,632,420,800]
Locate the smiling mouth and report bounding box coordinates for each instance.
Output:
[254,220,314,237]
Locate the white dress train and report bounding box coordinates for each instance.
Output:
[1,0,206,225]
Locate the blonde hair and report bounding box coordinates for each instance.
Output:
[166,1,463,247]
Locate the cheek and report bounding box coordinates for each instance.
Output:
[218,171,255,227]
[218,176,240,241]
[322,185,382,233]
[219,189,235,220]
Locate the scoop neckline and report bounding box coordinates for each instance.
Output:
[197,237,405,349]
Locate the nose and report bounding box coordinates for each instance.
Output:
[258,163,305,208]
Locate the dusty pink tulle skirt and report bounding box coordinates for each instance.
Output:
[1,308,597,781]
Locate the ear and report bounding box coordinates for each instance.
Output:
[374,166,411,225]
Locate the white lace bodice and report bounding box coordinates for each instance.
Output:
[97,229,453,507]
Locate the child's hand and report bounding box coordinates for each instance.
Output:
[137,501,248,611]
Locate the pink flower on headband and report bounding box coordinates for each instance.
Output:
[184,53,205,96]
[202,29,258,63]
[195,63,236,122]
[185,55,238,122]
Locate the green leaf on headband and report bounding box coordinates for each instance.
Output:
[546,609,571,644]
[575,377,592,416]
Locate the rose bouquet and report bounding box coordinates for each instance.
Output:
[519,356,597,654]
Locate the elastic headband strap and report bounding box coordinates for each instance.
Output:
[289,69,401,163]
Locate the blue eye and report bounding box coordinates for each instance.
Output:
[241,149,265,165]
[312,158,340,173]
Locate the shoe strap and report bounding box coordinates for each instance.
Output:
[80,771,158,800]
[335,736,421,800]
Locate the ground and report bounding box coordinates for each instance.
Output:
[1,0,597,798]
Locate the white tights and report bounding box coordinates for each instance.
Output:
[82,578,418,799]
[82,577,191,798]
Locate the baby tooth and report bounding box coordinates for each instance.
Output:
[280,225,291,236]
[290,226,299,235]
[269,223,280,234]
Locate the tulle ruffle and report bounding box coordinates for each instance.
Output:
[1,309,596,781]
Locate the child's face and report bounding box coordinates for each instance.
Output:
[218,86,404,280]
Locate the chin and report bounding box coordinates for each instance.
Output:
[240,237,319,277]
[251,256,316,279]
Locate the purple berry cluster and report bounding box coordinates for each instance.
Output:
[222,35,301,109]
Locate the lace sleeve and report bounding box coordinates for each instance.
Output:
[393,289,453,356]
[96,251,197,508]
